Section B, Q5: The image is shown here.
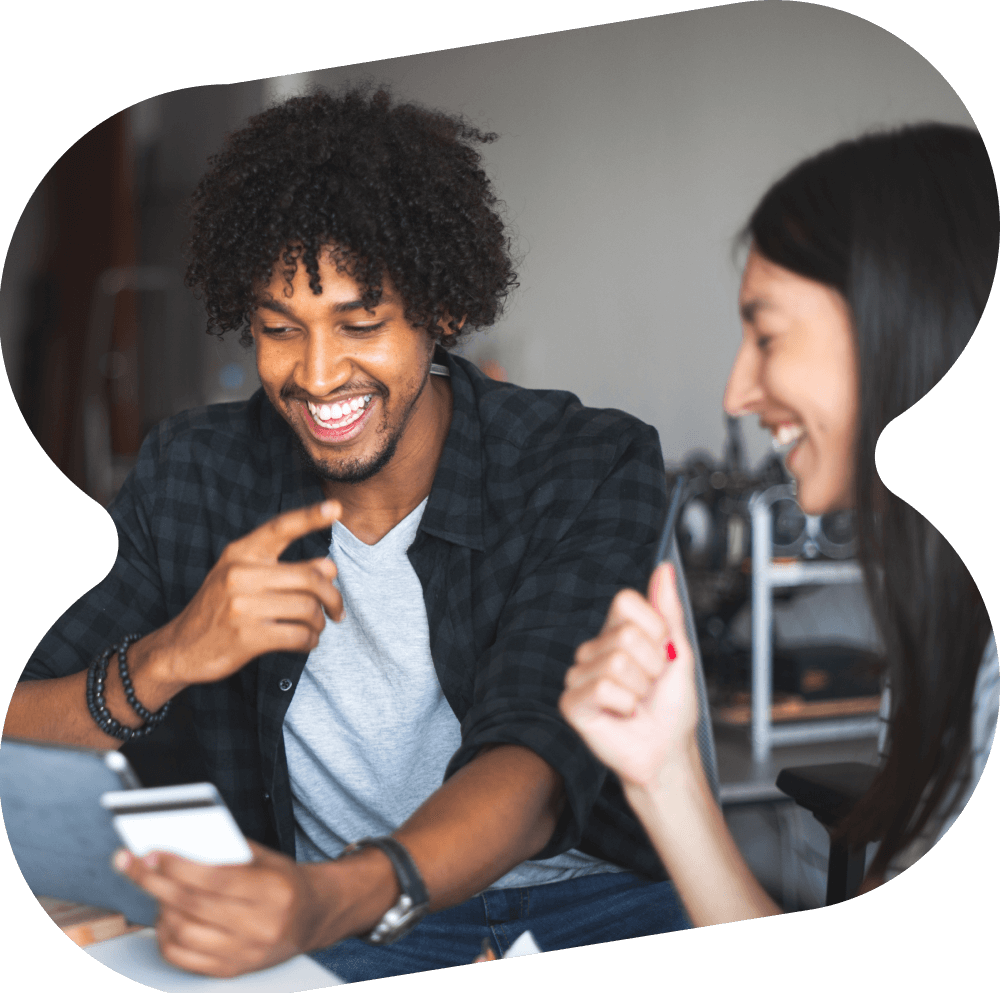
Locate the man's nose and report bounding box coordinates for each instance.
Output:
[300,334,352,397]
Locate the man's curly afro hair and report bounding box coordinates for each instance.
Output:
[185,85,518,347]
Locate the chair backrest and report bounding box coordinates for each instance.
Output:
[667,534,720,802]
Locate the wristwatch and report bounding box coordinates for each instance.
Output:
[340,836,431,945]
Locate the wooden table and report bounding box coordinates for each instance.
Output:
[36,895,142,946]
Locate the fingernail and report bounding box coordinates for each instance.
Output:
[112,849,131,872]
[666,642,677,661]
[321,501,337,518]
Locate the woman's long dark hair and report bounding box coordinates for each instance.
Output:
[748,123,998,881]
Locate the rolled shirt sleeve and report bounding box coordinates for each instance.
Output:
[435,402,667,859]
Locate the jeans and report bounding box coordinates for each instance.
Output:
[310,871,690,983]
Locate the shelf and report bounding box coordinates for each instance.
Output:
[713,694,881,726]
[749,488,871,760]
[763,560,863,587]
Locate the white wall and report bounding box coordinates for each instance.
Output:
[279,1,974,468]
[1,3,975,470]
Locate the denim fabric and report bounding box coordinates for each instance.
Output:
[310,871,690,983]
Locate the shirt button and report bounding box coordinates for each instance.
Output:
[278,678,293,692]
[262,792,271,802]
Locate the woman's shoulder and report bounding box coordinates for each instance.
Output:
[932,633,997,842]
[881,634,997,879]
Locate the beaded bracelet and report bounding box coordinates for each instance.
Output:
[85,635,170,741]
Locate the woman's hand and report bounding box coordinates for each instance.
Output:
[559,563,700,789]
[562,563,782,927]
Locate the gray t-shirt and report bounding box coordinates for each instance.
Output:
[282,499,622,888]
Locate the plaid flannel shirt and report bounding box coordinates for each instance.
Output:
[23,352,672,879]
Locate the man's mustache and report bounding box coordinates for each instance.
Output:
[279,380,386,401]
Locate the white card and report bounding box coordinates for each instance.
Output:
[100,782,253,865]
[505,930,542,958]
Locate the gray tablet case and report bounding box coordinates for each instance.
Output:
[0,738,159,926]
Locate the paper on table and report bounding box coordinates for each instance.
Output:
[85,928,344,992]
[504,930,542,958]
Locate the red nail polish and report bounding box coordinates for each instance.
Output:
[666,642,677,661]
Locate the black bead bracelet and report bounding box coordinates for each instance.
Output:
[85,634,170,741]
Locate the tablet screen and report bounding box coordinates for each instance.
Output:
[0,738,158,926]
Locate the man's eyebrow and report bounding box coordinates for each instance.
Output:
[254,296,373,316]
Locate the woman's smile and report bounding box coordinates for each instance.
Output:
[724,249,858,514]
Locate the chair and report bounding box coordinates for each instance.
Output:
[776,762,877,904]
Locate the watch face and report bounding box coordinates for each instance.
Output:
[369,897,430,945]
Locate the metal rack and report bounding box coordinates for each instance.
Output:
[749,484,880,762]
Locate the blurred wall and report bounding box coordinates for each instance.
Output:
[0,2,976,483]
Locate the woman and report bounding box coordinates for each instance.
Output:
[560,123,999,924]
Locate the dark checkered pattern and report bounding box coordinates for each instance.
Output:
[24,353,677,879]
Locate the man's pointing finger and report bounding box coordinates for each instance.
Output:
[249,501,342,560]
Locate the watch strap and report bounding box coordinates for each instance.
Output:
[341,836,430,945]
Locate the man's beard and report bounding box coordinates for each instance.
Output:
[292,419,404,484]
[285,366,430,485]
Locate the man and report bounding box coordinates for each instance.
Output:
[6,87,691,981]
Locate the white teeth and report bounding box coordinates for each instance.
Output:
[307,395,373,429]
[772,424,805,456]
[775,424,805,444]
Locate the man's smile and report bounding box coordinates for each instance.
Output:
[307,393,374,427]
[295,393,378,443]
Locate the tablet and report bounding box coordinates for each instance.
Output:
[0,738,158,926]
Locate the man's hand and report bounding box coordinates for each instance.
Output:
[114,842,337,978]
[3,500,345,747]
[559,563,700,788]
[148,500,344,691]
